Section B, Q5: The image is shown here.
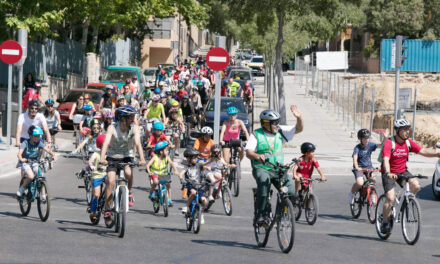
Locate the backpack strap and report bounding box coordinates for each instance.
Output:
[278,129,289,142]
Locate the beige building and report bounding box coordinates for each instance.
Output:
[141,16,210,68]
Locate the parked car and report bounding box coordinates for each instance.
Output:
[57,88,103,127]
[160,64,176,74]
[248,56,265,76]
[86,83,118,94]
[101,66,145,97]
[143,67,156,85]
[201,97,250,139]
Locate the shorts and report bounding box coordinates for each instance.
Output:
[206,171,222,179]
[21,162,39,174]
[92,175,107,188]
[197,157,207,163]
[352,169,370,179]
[49,128,58,135]
[106,157,134,173]
[381,170,410,193]
[186,184,206,198]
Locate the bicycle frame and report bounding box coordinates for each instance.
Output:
[390,181,415,222]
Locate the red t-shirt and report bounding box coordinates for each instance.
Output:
[176,90,188,100]
[221,86,227,97]
[296,156,319,180]
[381,137,421,174]
[22,89,40,108]
[148,133,167,146]
[173,72,180,81]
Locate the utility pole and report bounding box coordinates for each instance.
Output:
[394,35,408,121]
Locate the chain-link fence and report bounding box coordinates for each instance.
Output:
[99,38,141,69]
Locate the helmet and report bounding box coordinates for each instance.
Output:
[160,69,166,75]
[227,106,238,116]
[178,83,184,88]
[210,144,222,157]
[28,125,43,136]
[34,82,41,88]
[182,94,189,99]
[28,100,39,108]
[154,88,161,94]
[394,118,411,129]
[259,109,280,121]
[300,142,316,154]
[171,100,179,107]
[152,95,160,101]
[201,126,213,135]
[159,81,165,86]
[45,99,54,105]
[197,81,204,86]
[91,119,101,127]
[171,86,178,92]
[125,78,131,84]
[161,94,168,99]
[245,81,251,87]
[115,105,136,120]
[192,86,198,91]
[153,122,164,130]
[357,129,370,139]
[104,111,114,118]
[105,85,113,90]
[80,127,91,137]
[154,141,169,151]
[184,147,200,158]
[132,74,138,80]
[117,94,125,101]
[169,108,178,115]
[96,135,106,149]
[83,104,93,111]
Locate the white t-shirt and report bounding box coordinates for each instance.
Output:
[245,125,296,152]
[17,112,47,139]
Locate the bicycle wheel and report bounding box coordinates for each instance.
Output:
[117,188,127,238]
[401,197,422,245]
[153,190,160,213]
[276,199,295,253]
[375,194,393,240]
[350,190,362,219]
[18,179,31,216]
[253,217,270,248]
[163,190,169,217]
[193,205,201,234]
[305,194,319,225]
[85,177,92,205]
[367,187,378,224]
[37,181,50,222]
[222,187,233,216]
[292,197,302,221]
[228,168,235,191]
[186,213,193,231]
[233,162,240,197]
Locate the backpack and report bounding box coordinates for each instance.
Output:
[377,136,411,163]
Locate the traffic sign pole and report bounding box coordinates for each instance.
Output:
[7,64,12,148]
[213,71,221,143]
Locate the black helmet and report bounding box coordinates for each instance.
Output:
[357,128,370,139]
[259,109,280,121]
[28,100,39,108]
[184,147,200,158]
[300,142,316,154]
[210,144,222,157]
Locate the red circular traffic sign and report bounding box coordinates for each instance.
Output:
[0,40,23,65]
[206,47,230,71]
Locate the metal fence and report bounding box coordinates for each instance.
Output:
[99,38,141,68]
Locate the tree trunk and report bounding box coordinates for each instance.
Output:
[81,17,90,48]
[92,25,99,53]
[275,8,286,124]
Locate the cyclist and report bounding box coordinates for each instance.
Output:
[72,119,102,154]
[245,106,303,224]
[201,144,228,202]
[99,85,115,114]
[379,119,440,234]
[179,147,207,224]
[293,142,326,194]
[146,122,174,151]
[103,111,114,132]
[87,134,107,222]
[348,128,383,204]
[181,94,195,130]
[100,106,146,217]
[240,81,253,108]
[197,81,210,106]
[79,104,95,130]
[145,95,167,124]
[227,78,240,98]
[176,83,188,100]
[122,84,134,106]
[194,126,216,163]
[16,126,57,198]
[146,141,179,206]
[190,86,202,112]
[220,106,249,161]
[43,99,62,151]
[16,100,51,147]
[22,82,43,111]
[83,94,95,110]
[183,76,193,94]
[166,108,185,155]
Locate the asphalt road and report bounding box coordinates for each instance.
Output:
[0,131,439,263]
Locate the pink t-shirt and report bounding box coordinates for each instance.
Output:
[296,156,319,179]
[381,138,421,174]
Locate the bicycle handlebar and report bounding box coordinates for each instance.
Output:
[397,173,428,180]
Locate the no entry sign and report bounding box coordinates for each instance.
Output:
[206,47,230,71]
[0,40,23,65]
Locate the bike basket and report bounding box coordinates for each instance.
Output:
[158,173,171,182]
[73,114,83,124]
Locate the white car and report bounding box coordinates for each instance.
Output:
[248,56,264,76]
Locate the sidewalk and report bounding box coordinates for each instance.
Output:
[252,73,436,176]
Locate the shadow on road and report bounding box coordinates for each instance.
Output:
[0,192,18,199]
[319,213,367,223]
[328,233,402,245]
[191,239,280,253]
[432,255,440,258]
[417,184,438,201]
[51,196,87,206]
[56,219,94,226]
[0,211,41,221]
[58,226,114,237]
[146,226,188,234]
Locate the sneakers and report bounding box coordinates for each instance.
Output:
[53,145,59,151]
[348,192,355,204]
[104,211,112,220]
[208,195,214,202]
[89,212,97,222]
[149,192,156,200]
[181,207,188,214]
[175,149,179,156]
[200,213,205,224]
[16,186,24,198]
[381,222,391,234]
[168,200,173,207]
[128,194,134,207]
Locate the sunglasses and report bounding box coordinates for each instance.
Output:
[30,107,38,111]
[78,98,84,100]
[47,105,54,107]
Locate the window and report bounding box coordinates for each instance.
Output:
[206,99,247,113]
[147,17,174,39]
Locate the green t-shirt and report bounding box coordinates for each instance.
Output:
[229,82,240,97]
[147,103,164,119]
[144,89,152,99]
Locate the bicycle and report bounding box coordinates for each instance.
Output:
[182,180,204,234]
[72,114,83,148]
[105,161,138,238]
[292,177,325,225]
[252,158,297,253]
[164,125,180,160]
[375,173,428,245]
[149,172,173,217]
[226,139,242,197]
[87,171,107,226]
[17,160,50,222]
[350,168,379,223]
[76,167,93,206]
[204,166,233,216]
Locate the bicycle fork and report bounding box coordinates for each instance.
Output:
[114,177,129,213]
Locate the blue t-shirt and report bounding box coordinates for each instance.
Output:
[20,139,45,160]
[352,142,378,169]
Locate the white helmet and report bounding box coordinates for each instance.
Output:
[394,118,411,129]
[201,126,213,135]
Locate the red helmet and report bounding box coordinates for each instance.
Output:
[96,134,106,149]
[245,81,251,87]
[125,78,131,84]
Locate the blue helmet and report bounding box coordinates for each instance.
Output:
[83,104,93,110]
[154,88,161,94]
[153,122,164,130]
[227,106,238,116]
[45,99,54,105]
[28,125,43,136]
[154,141,169,151]
[115,105,136,121]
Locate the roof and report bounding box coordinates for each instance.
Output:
[107,66,141,71]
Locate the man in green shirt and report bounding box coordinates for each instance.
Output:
[227,78,241,98]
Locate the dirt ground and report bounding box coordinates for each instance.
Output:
[344,73,440,147]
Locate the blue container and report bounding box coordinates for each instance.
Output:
[380,39,440,72]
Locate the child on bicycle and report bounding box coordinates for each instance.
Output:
[146,141,179,206]
[72,120,103,155]
[293,142,326,195]
[17,126,57,199]
[87,134,107,222]
[200,144,228,202]
[146,122,174,151]
[348,128,387,204]
[179,147,208,224]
